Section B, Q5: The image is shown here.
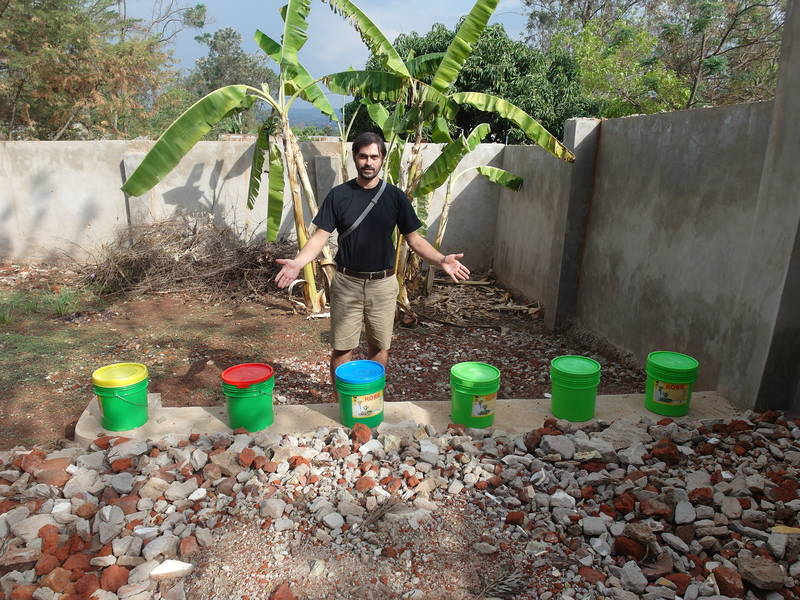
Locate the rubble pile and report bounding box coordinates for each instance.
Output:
[1,410,799,599]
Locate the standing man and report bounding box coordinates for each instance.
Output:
[275,132,470,382]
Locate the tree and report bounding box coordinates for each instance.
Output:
[552,19,689,116]
[347,23,595,141]
[183,27,279,135]
[0,0,175,140]
[527,0,786,109]
[121,0,340,313]
[187,28,278,97]
[321,0,575,310]
[656,0,784,107]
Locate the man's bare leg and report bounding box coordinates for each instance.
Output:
[367,343,388,370]
[330,349,353,385]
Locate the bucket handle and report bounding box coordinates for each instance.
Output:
[106,391,148,408]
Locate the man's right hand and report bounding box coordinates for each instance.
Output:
[275,258,301,289]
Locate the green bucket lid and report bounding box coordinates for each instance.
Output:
[551,355,601,377]
[450,362,500,384]
[647,351,698,373]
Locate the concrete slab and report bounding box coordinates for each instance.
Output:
[75,391,741,448]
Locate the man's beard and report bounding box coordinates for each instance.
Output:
[358,165,379,180]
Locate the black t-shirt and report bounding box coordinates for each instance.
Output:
[312,179,422,272]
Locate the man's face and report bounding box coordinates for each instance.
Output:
[354,143,384,181]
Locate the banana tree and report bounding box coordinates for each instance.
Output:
[414,123,523,293]
[120,1,337,313]
[321,0,575,311]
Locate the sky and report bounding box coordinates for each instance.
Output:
[125,0,529,120]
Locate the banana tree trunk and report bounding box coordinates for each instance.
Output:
[288,129,336,289]
[393,129,426,312]
[281,117,323,313]
[425,175,455,294]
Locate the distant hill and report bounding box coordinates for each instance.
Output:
[289,103,342,128]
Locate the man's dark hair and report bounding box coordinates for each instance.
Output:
[352,132,387,157]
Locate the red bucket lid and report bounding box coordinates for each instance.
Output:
[221,363,274,388]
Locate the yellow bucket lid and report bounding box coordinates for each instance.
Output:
[92,363,148,388]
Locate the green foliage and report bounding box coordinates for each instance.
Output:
[0,289,95,323]
[530,0,785,111]
[345,23,595,141]
[0,0,176,140]
[655,0,784,107]
[551,20,689,117]
[291,125,337,140]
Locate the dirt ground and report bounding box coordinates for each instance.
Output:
[0,263,645,451]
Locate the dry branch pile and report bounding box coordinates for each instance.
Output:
[79,219,297,301]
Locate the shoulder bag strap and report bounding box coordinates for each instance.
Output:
[338,179,387,242]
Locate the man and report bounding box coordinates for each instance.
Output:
[275,132,470,382]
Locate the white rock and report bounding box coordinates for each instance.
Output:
[581,516,607,536]
[10,514,57,544]
[149,559,195,580]
[165,479,198,501]
[472,542,497,554]
[90,555,118,567]
[274,518,294,532]
[107,440,149,460]
[620,560,648,593]
[139,477,170,500]
[322,512,344,529]
[260,498,286,519]
[187,488,207,502]
[358,439,383,455]
[142,534,179,560]
[674,501,696,525]
[550,490,576,509]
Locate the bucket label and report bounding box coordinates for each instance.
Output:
[352,390,384,419]
[653,380,689,405]
[471,393,496,417]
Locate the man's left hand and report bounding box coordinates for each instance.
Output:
[441,253,470,283]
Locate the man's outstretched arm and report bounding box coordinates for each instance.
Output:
[274,228,332,288]
[404,231,470,283]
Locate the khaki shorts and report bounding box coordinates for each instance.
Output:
[330,271,399,351]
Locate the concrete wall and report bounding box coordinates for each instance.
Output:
[493,141,572,306]
[718,0,800,412]
[0,141,503,271]
[575,103,773,390]
[493,119,600,329]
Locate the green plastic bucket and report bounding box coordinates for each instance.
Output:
[450,362,501,429]
[550,356,601,422]
[92,363,149,431]
[644,351,699,416]
[221,363,275,432]
[335,360,385,428]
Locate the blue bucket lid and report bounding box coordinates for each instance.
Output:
[335,360,385,384]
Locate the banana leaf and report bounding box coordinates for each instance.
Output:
[361,98,390,132]
[450,92,575,162]
[414,123,491,197]
[121,85,250,196]
[279,0,311,78]
[324,70,408,102]
[386,138,406,184]
[431,0,499,93]
[431,116,453,144]
[266,142,285,242]
[406,52,445,78]
[254,30,336,120]
[247,124,270,210]
[475,166,523,191]
[322,0,410,78]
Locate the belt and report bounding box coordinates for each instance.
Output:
[337,265,395,280]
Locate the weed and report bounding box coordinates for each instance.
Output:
[0,288,96,323]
